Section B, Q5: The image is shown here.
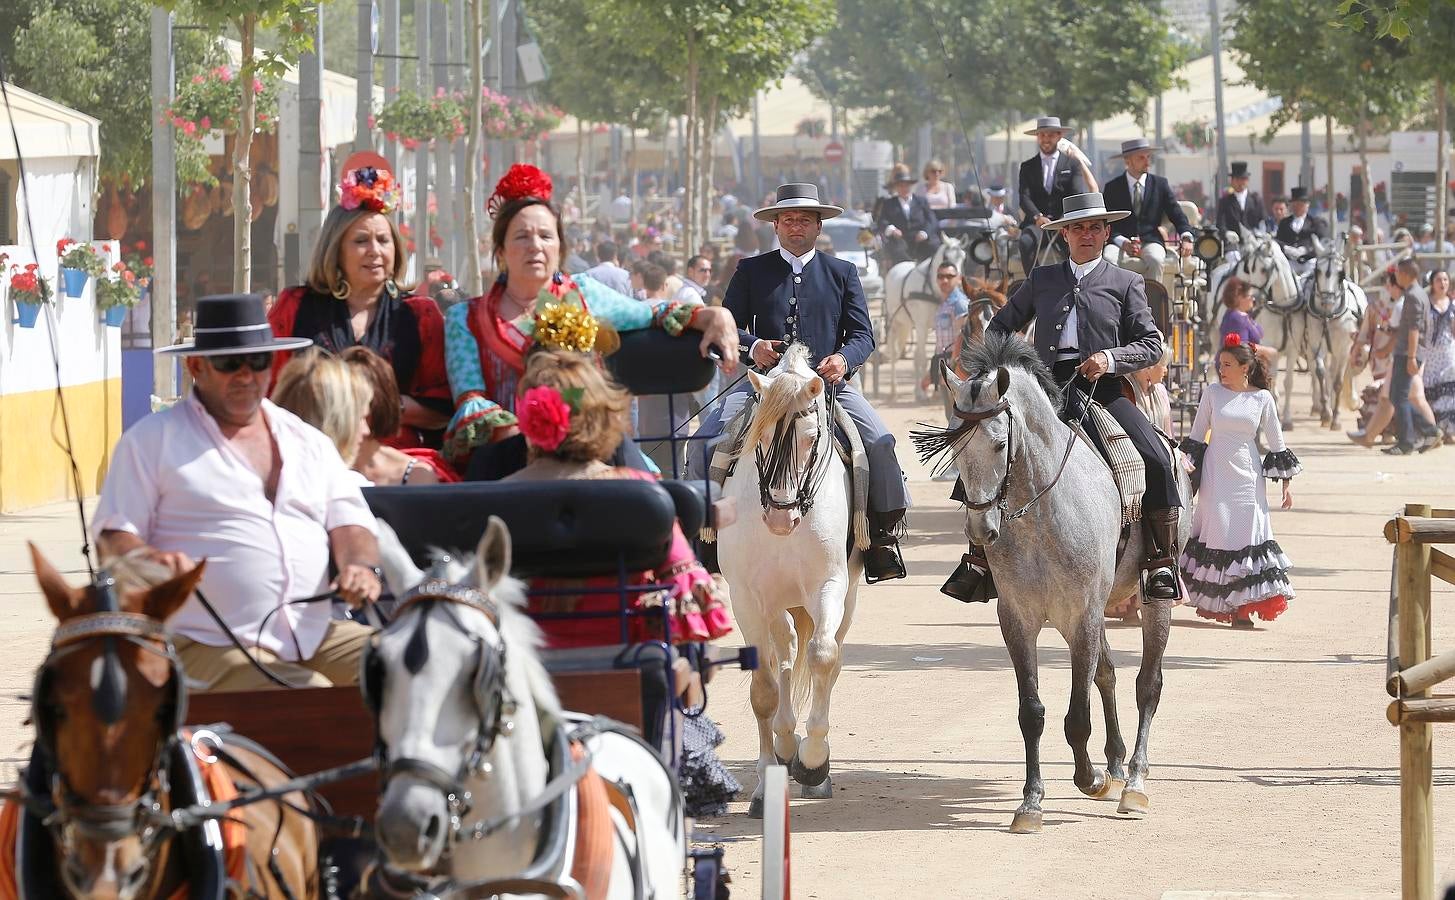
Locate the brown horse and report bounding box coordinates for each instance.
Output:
[20,545,319,899]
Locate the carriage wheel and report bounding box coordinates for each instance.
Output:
[760,764,791,900]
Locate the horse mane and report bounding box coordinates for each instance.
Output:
[438,554,561,717]
[103,549,175,597]
[740,343,817,454]
[959,331,1062,406]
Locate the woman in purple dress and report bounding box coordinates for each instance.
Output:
[1218,276,1279,375]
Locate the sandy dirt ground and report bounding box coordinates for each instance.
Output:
[0,353,1450,899]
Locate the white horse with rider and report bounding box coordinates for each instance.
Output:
[882,236,967,400]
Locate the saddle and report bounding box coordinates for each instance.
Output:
[707,392,871,553]
[5,737,233,900]
[1065,389,1146,527]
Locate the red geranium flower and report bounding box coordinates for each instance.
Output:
[517,386,572,453]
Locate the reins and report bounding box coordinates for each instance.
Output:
[952,393,1086,521]
[754,384,838,517]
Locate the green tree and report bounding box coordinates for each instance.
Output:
[160,0,316,292]
[1335,0,1455,39]
[0,0,215,188]
[1232,0,1423,236]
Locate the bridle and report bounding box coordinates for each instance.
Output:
[953,391,1081,522]
[1305,248,1351,321]
[360,577,514,857]
[26,573,186,882]
[1238,238,1300,316]
[755,390,835,517]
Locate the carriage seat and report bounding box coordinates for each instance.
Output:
[364,480,679,578]
[606,328,717,396]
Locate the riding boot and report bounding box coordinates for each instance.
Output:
[1140,507,1182,603]
[940,544,997,604]
[864,509,908,584]
[697,539,720,575]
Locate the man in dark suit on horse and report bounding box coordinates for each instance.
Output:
[874,164,941,266]
[1215,161,1268,236]
[941,192,1182,606]
[1016,116,1097,275]
[692,183,911,582]
[1276,186,1328,275]
[1100,137,1194,295]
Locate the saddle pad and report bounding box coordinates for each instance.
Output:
[1082,401,1146,527]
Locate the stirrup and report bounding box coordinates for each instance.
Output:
[864,541,907,584]
[1139,564,1181,603]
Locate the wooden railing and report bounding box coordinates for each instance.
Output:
[1384,503,1455,900]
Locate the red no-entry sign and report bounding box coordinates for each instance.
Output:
[824,141,844,163]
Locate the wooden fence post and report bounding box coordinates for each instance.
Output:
[1400,502,1434,900]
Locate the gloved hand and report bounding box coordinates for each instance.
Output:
[1056,137,1089,165]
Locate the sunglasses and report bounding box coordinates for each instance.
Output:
[208,352,273,374]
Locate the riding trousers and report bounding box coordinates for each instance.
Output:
[948,364,1181,511]
[688,377,913,514]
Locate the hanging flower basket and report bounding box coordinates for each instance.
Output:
[163,66,281,188]
[57,238,107,298]
[9,263,52,328]
[376,88,467,146]
[96,261,144,327]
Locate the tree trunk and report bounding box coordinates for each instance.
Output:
[1326,116,1337,235]
[1437,78,1448,251]
[1359,112,1377,249]
[575,118,586,235]
[701,97,718,254]
[233,16,256,292]
[1004,112,1015,206]
[462,0,484,296]
[629,125,639,227]
[683,32,698,262]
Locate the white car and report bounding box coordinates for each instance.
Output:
[820,216,884,299]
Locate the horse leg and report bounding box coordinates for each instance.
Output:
[1092,628,1128,798]
[1121,597,1171,816]
[793,577,849,799]
[1065,617,1107,800]
[1280,326,1296,429]
[999,608,1046,833]
[743,607,796,819]
[913,313,931,401]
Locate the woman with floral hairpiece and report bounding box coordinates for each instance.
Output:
[1178,333,1301,628]
[443,164,739,473]
[268,165,453,450]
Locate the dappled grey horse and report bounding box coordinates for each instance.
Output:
[926,332,1189,833]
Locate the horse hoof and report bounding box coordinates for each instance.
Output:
[799,775,833,800]
[1009,810,1043,834]
[747,796,764,819]
[789,752,831,787]
[1118,789,1150,816]
[1087,774,1124,800]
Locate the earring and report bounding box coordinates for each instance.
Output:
[495,270,508,285]
[384,279,400,299]
[332,273,352,301]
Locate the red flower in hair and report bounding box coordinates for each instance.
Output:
[488,164,552,218]
[517,385,572,452]
[1223,333,1241,348]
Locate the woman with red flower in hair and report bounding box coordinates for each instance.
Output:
[443,164,738,477]
[1178,334,1302,628]
[268,163,454,451]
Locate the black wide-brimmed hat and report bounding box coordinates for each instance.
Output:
[1230,161,1250,178]
[1044,192,1131,230]
[1023,116,1071,136]
[156,294,313,357]
[1290,186,1310,202]
[1111,137,1160,159]
[752,183,843,222]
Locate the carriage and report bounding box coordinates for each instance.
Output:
[166,334,797,895]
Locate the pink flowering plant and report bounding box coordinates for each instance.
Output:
[375,88,467,148]
[57,238,107,277]
[163,66,281,187]
[96,261,144,310]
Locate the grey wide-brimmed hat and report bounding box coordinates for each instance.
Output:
[987,185,1008,198]
[1110,137,1160,159]
[1023,116,1071,136]
[1044,192,1131,230]
[752,183,843,222]
[156,294,313,357]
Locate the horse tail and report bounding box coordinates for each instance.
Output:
[789,607,814,715]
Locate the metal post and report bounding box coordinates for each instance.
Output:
[452,0,469,274]
[1300,117,1314,193]
[356,0,374,154]
[150,7,177,397]
[500,0,518,171]
[1209,0,1230,199]
[415,0,431,281]
[1154,94,1165,178]
[485,0,503,192]
[751,93,762,202]
[299,17,325,257]
[432,0,452,274]
[381,0,399,173]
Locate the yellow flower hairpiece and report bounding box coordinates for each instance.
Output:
[533,300,599,353]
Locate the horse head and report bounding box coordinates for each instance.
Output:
[31,544,204,900]
[367,517,556,874]
[744,344,828,536]
[938,233,967,273]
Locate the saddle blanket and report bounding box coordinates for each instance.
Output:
[1072,399,1147,528]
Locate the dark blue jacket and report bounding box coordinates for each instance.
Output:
[723,250,876,372]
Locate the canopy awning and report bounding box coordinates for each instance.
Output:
[0,81,101,162]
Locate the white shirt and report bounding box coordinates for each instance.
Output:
[1233,189,1248,209]
[93,395,377,661]
[1291,215,1306,232]
[897,195,914,218]
[1064,257,1117,374]
[1041,152,1059,192]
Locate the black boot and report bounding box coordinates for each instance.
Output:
[941,545,997,603]
[1141,507,1182,603]
[864,509,908,584]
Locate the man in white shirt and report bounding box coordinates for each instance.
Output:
[581,240,633,296]
[95,294,384,692]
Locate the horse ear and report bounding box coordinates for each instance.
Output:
[746,370,769,395]
[995,366,1011,399]
[30,543,84,621]
[940,358,964,396]
[475,516,512,593]
[141,560,208,624]
[375,518,424,597]
[804,375,824,398]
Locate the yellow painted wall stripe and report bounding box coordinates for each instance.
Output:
[0,378,121,512]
